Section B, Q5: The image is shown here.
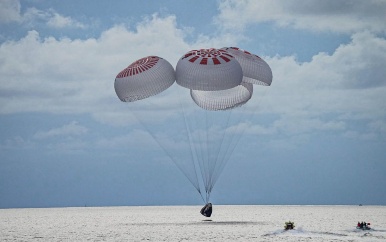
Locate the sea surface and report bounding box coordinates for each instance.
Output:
[1,205,385,241]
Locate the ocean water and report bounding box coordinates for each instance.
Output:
[1,205,385,241]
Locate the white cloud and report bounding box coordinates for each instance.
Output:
[33,121,88,139]
[95,129,154,150]
[263,31,386,115]
[22,7,50,24]
[0,0,21,23]
[368,120,386,134]
[343,130,377,141]
[0,0,86,29]
[0,14,193,122]
[216,0,386,34]
[46,12,86,29]
[0,136,35,150]
[46,138,89,153]
[0,9,385,146]
[23,7,87,29]
[249,123,276,135]
[271,117,346,135]
[247,31,386,143]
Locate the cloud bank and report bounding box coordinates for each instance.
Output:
[0,1,385,148]
[0,0,86,29]
[216,0,386,34]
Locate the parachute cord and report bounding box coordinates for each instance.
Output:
[129,108,202,195]
[196,109,209,196]
[198,190,205,203]
[218,120,250,182]
[210,105,250,192]
[179,99,205,199]
[206,190,210,204]
[211,91,266,188]
[212,119,247,187]
[189,105,207,199]
[208,107,241,194]
[211,87,271,191]
[204,110,211,195]
[218,118,245,182]
[208,109,233,191]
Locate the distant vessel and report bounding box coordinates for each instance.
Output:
[284,221,295,230]
[356,222,371,230]
[356,226,371,230]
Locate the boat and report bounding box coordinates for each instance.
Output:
[356,226,371,230]
[356,222,371,230]
[284,221,295,230]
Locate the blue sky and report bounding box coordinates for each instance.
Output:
[1,0,386,208]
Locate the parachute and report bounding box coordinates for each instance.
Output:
[114,56,175,102]
[176,48,242,91]
[114,48,272,206]
[221,47,272,86]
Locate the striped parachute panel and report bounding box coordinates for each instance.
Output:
[176,48,243,91]
[114,56,175,102]
[221,47,272,86]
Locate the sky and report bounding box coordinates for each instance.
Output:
[0,0,386,209]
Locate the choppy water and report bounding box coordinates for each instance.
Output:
[1,205,385,241]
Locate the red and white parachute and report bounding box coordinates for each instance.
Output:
[114,48,272,203]
[114,56,175,102]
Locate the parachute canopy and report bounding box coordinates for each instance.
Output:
[176,48,243,91]
[221,47,272,86]
[176,48,255,111]
[114,56,175,102]
[190,81,253,111]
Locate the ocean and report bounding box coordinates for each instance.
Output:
[1,205,385,241]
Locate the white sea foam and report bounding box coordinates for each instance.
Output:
[1,205,385,241]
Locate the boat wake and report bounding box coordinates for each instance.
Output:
[263,227,347,238]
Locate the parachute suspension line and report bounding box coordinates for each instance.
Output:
[207,108,233,195]
[129,105,202,195]
[178,99,205,199]
[191,107,214,203]
[205,111,219,204]
[200,128,209,199]
[196,108,213,204]
[199,191,208,204]
[218,88,270,175]
[188,105,208,200]
[211,102,258,188]
[210,105,250,191]
[212,124,245,187]
[204,110,214,199]
[209,87,271,192]
[202,110,210,196]
[182,100,214,203]
[200,107,239,201]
